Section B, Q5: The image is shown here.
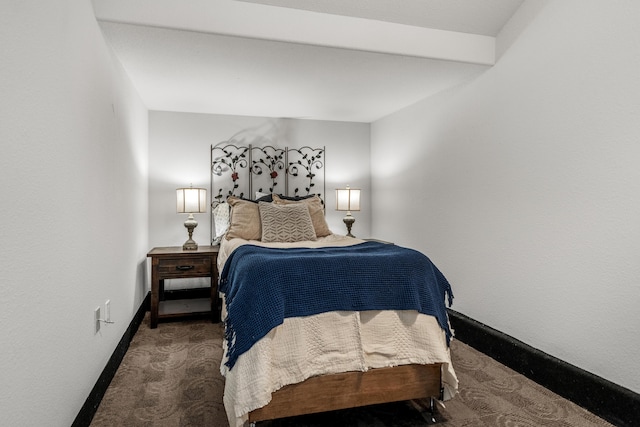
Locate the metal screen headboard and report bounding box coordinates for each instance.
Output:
[210,143,325,244]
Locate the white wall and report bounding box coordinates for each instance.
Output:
[0,1,149,425]
[148,112,371,269]
[371,0,640,394]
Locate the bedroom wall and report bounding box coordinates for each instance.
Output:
[0,1,149,426]
[371,0,640,394]
[148,112,371,269]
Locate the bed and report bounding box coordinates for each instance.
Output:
[210,142,458,427]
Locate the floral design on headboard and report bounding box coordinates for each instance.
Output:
[210,144,250,204]
[287,146,324,198]
[210,143,325,244]
[251,145,285,195]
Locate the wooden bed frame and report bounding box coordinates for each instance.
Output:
[246,363,443,425]
[211,141,447,425]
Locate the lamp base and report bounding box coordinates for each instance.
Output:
[183,214,199,250]
[343,214,355,238]
[183,238,198,251]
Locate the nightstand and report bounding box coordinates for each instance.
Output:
[147,245,220,328]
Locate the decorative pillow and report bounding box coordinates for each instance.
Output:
[226,196,262,240]
[255,193,273,203]
[258,202,317,243]
[212,202,231,243]
[272,194,332,237]
[277,194,315,201]
[255,191,271,201]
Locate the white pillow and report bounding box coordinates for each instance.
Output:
[212,202,231,243]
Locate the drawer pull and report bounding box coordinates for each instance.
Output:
[176,265,195,271]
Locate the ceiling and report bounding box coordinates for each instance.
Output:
[92,0,524,123]
[237,0,522,36]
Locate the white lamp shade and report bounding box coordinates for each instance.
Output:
[176,187,207,213]
[336,187,361,212]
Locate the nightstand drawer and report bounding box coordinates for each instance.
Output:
[158,256,212,277]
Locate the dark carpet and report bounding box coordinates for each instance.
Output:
[90,315,613,426]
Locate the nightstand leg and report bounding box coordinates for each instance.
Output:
[150,260,159,328]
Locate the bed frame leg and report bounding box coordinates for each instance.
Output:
[410,398,437,424]
[429,397,436,423]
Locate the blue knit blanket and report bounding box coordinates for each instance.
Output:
[219,241,454,369]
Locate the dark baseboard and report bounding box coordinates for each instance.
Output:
[72,293,150,427]
[447,309,639,427]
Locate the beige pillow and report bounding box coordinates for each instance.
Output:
[225,196,261,240]
[272,194,332,237]
[259,202,317,243]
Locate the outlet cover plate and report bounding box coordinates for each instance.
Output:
[95,307,100,334]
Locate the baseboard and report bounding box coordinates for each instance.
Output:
[71,293,150,427]
[447,309,639,427]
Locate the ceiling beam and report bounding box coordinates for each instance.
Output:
[92,0,495,65]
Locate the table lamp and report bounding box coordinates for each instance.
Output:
[336,185,360,237]
[176,185,207,250]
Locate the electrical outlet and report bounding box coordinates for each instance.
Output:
[105,300,111,322]
[95,307,101,334]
